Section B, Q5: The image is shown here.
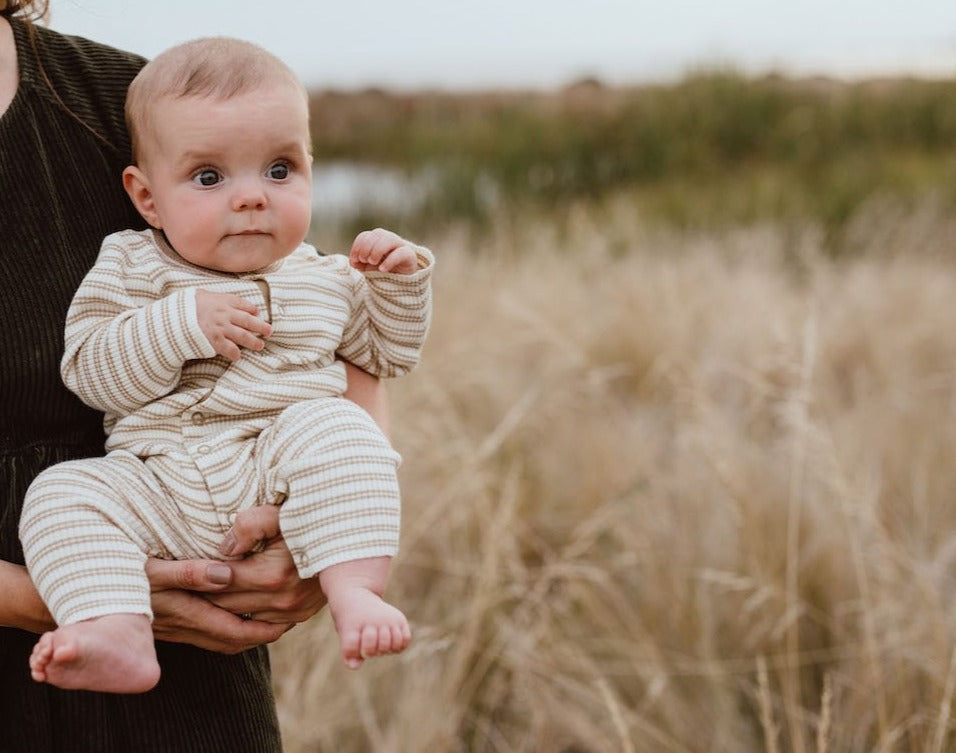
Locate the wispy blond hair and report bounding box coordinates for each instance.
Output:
[125,36,308,164]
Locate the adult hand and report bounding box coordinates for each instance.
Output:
[146,557,290,653]
[206,505,327,624]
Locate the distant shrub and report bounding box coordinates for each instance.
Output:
[309,72,956,249]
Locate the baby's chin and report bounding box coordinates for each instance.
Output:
[206,234,296,273]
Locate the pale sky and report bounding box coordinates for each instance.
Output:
[48,0,956,91]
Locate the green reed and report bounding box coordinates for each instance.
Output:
[309,72,956,251]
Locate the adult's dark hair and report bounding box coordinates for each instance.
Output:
[0,0,49,21]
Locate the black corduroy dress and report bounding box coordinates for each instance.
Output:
[0,18,283,752]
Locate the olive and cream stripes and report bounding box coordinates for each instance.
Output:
[20,228,431,626]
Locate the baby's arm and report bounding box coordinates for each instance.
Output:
[336,229,434,378]
[318,556,410,669]
[61,247,217,414]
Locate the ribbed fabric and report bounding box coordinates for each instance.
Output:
[60,229,433,451]
[0,18,142,459]
[23,397,402,625]
[0,18,282,752]
[20,221,431,623]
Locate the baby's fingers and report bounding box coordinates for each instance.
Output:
[350,228,402,268]
[377,247,417,274]
[224,294,261,316]
[224,323,269,356]
[209,333,243,362]
[209,324,266,361]
[230,309,272,339]
[218,505,281,557]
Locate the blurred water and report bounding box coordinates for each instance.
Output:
[311,161,433,223]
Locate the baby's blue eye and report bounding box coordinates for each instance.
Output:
[267,163,290,180]
[193,169,221,187]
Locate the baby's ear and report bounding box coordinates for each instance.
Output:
[122,165,162,228]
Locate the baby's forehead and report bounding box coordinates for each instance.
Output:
[158,74,307,108]
[139,80,308,134]
[144,88,311,159]
[127,38,309,166]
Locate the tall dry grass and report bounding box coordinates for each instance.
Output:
[274,196,956,752]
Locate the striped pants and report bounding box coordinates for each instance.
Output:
[19,397,401,626]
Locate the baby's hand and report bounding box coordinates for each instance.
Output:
[195,289,272,361]
[349,228,421,275]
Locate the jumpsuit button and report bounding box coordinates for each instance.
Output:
[197,444,211,454]
[191,411,205,425]
[297,552,308,568]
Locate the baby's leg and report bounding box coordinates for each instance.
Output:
[319,556,411,669]
[30,613,159,693]
[20,454,167,693]
[260,399,409,666]
[261,398,402,579]
[20,454,162,625]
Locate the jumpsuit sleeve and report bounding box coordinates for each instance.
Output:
[335,246,434,378]
[60,237,217,415]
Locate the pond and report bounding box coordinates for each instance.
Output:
[311,161,435,224]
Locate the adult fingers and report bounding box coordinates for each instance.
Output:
[145,557,234,593]
[207,536,327,623]
[207,566,326,624]
[151,588,290,653]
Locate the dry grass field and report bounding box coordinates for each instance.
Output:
[272,194,956,752]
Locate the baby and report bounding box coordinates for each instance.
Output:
[20,36,432,693]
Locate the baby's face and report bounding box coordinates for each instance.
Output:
[136,83,313,273]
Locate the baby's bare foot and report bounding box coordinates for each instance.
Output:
[331,588,411,669]
[29,613,159,693]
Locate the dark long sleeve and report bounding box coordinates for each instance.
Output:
[0,19,283,753]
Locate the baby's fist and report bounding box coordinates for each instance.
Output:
[349,228,420,275]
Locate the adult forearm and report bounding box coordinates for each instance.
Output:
[0,560,54,633]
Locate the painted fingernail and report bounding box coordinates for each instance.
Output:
[208,564,232,584]
[219,532,237,556]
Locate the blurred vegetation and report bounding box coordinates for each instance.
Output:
[309,71,956,252]
[275,205,956,752]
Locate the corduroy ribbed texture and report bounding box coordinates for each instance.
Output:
[0,18,283,752]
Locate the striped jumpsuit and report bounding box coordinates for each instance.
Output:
[19,228,433,626]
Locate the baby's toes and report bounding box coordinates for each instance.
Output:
[390,621,411,654]
[341,629,364,670]
[30,633,54,678]
[31,633,53,663]
[359,624,386,660]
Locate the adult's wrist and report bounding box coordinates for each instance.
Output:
[0,560,55,633]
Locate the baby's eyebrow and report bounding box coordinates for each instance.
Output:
[267,139,311,157]
[172,149,221,171]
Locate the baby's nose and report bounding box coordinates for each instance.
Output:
[231,179,267,211]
